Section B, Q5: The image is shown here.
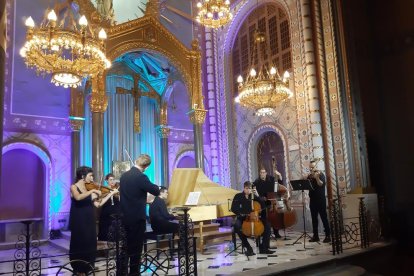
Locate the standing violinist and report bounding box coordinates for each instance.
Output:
[98,173,120,241]
[253,167,284,239]
[69,166,119,275]
[231,181,275,256]
[307,160,331,243]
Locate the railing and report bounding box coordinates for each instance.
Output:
[0,212,198,276]
[330,196,377,255]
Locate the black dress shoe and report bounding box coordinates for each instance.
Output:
[259,249,275,254]
[245,249,256,257]
[309,237,320,242]
[323,237,331,243]
[274,232,282,239]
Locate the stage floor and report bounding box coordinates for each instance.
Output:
[0,230,388,275]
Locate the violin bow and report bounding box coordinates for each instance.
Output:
[124,148,134,167]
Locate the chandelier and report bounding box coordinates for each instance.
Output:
[235,30,292,116]
[196,0,233,28]
[20,8,111,88]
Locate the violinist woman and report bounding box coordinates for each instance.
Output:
[69,166,119,275]
[230,181,275,256]
[98,173,120,241]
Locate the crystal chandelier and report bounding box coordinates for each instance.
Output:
[196,0,233,28]
[235,30,292,116]
[20,8,111,88]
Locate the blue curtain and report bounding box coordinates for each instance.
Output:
[80,75,162,184]
[139,96,161,184]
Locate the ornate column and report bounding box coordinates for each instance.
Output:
[156,103,171,186]
[0,1,6,174]
[89,72,108,181]
[69,88,85,181]
[188,40,207,171]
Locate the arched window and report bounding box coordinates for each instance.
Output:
[232,4,292,96]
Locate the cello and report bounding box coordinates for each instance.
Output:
[241,185,264,238]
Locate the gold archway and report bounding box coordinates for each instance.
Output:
[106,17,203,111]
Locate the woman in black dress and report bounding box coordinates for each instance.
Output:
[98,173,120,241]
[69,166,119,275]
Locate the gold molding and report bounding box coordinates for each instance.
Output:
[188,108,208,124]
[160,102,168,126]
[134,109,141,133]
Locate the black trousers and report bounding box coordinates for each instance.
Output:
[234,217,271,250]
[152,220,179,235]
[310,199,330,238]
[124,220,146,275]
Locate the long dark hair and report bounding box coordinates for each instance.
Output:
[75,166,93,182]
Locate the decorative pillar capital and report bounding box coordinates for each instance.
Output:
[156,125,171,138]
[89,72,108,113]
[89,93,108,113]
[188,108,207,124]
[69,118,84,132]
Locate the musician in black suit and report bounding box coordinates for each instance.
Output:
[120,154,160,276]
[307,160,331,243]
[149,187,179,235]
[253,167,284,239]
[231,181,275,256]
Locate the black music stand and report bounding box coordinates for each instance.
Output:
[290,179,316,250]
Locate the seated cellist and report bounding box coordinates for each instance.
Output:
[231,181,275,256]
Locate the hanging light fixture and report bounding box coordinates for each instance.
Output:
[196,0,233,29]
[235,29,292,116]
[20,7,111,88]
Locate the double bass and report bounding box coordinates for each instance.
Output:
[267,162,297,230]
[241,186,264,238]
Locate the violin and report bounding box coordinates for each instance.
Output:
[85,182,119,198]
[241,187,265,238]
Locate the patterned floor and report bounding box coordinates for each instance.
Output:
[0,230,386,275]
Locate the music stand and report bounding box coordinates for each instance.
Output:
[290,179,316,250]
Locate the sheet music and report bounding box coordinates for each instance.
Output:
[185,191,201,206]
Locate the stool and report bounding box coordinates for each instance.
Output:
[144,232,175,259]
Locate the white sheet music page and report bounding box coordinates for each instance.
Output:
[185,191,201,206]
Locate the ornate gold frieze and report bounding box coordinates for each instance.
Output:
[188,108,207,124]
[156,125,171,138]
